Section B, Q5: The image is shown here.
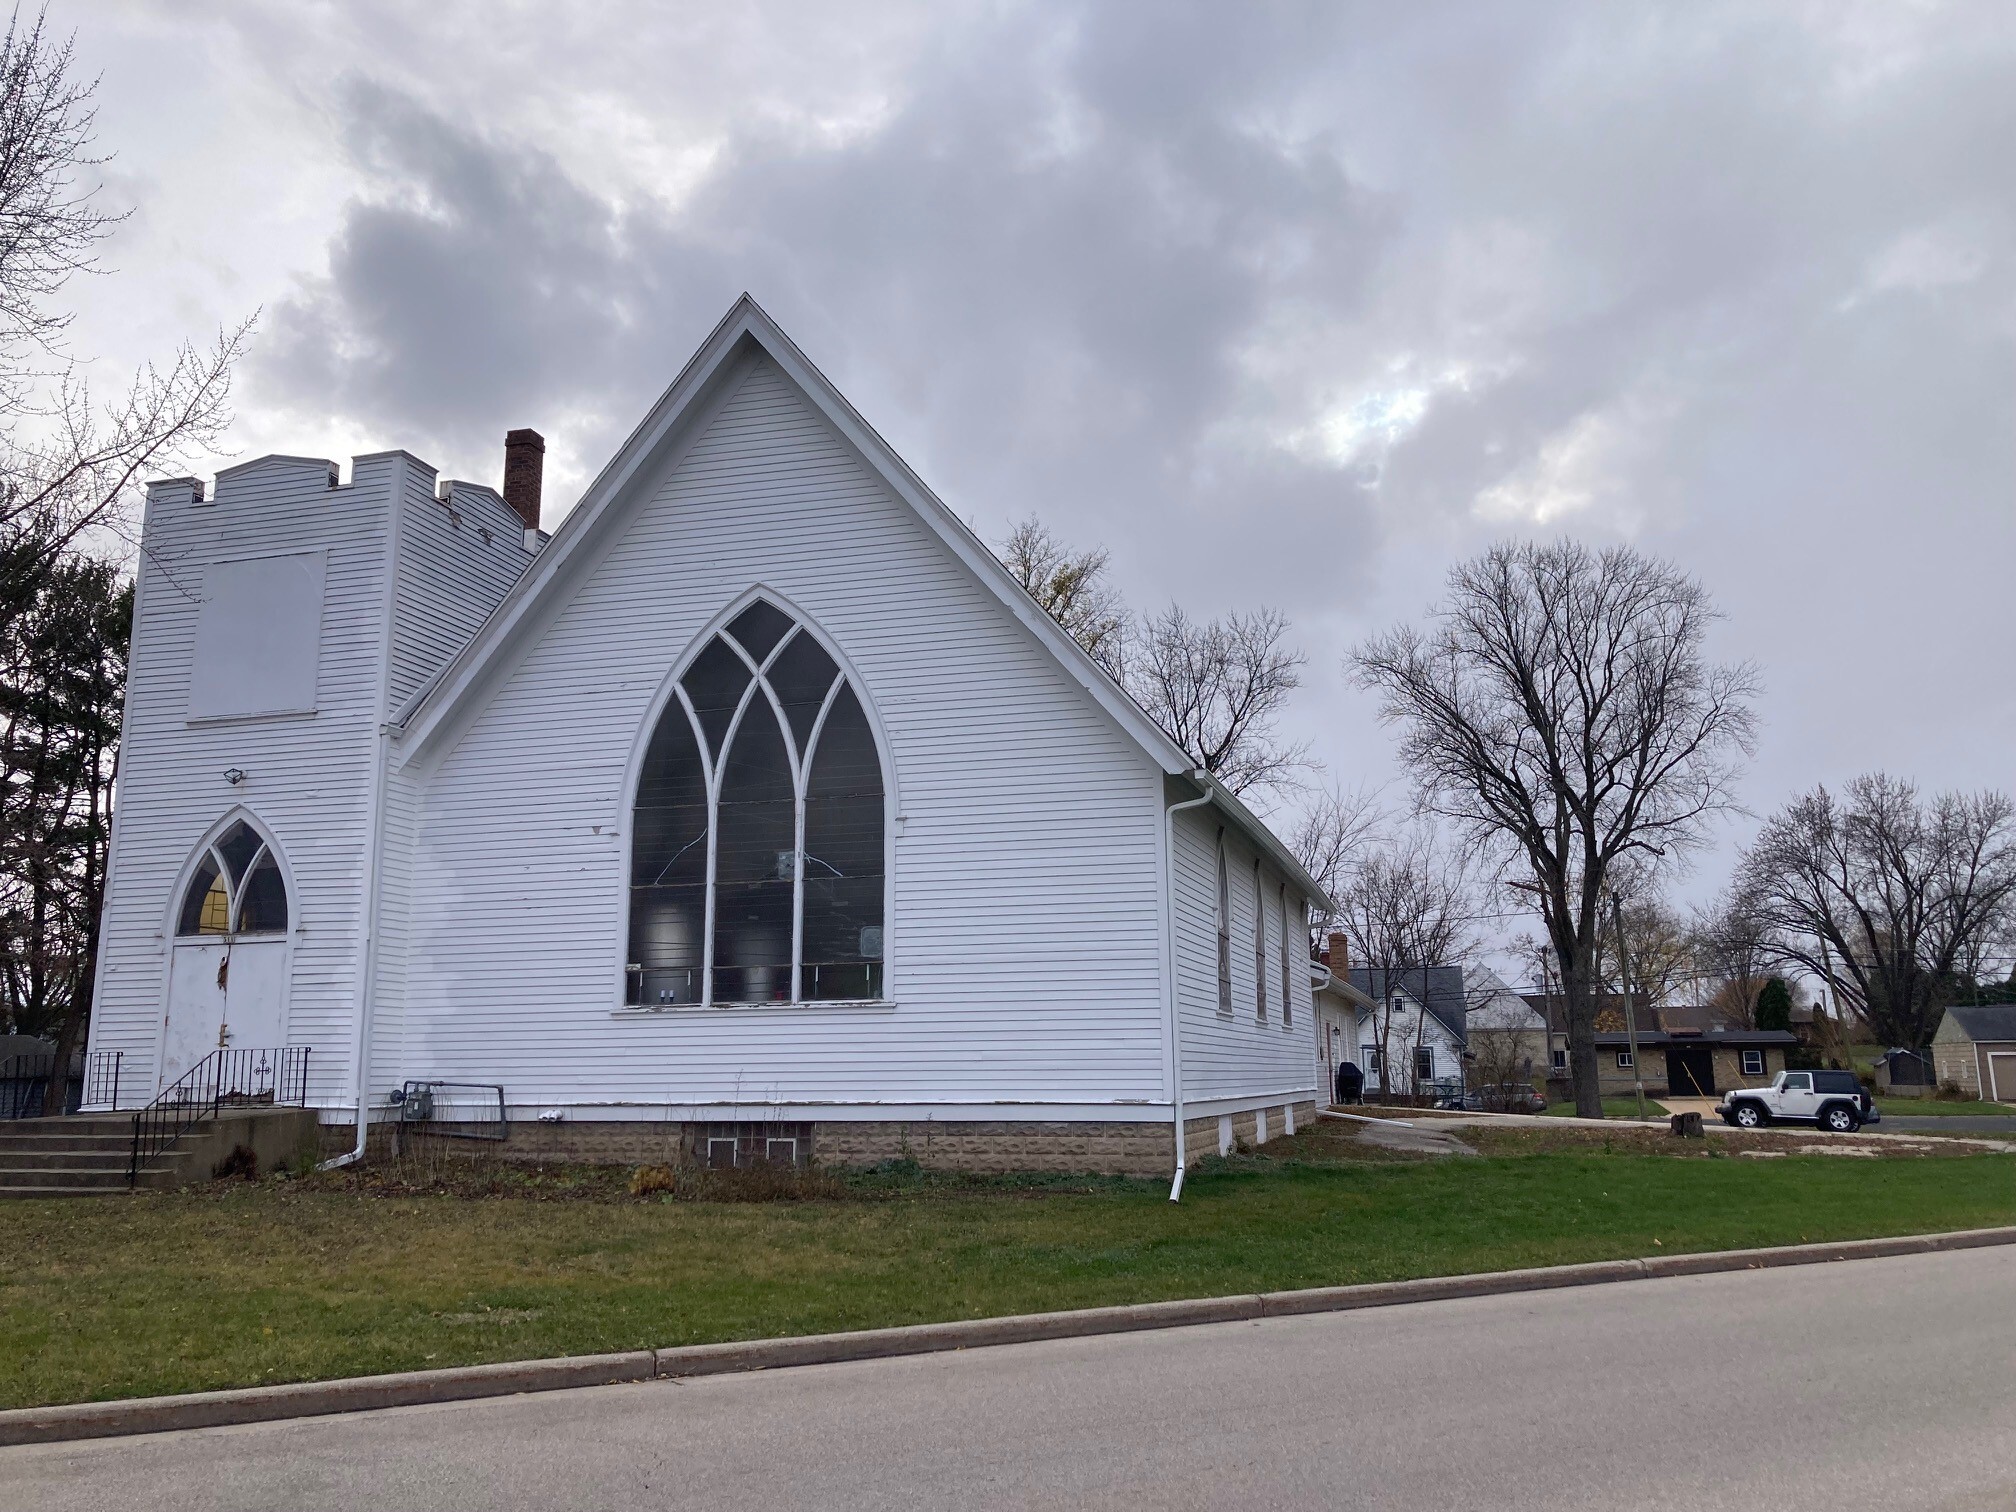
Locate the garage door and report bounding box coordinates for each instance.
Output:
[1988,1051,2016,1104]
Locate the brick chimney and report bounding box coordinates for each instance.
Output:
[1326,931,1349,974]
[502,428,545,533]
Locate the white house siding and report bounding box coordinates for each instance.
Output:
[365,474,532,1099]
[86,456,399,1105]
[1358,993,1463,1094]
[1169,801,1315,1112]
[392,353,1170,1116]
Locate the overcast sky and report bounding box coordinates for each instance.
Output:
[65,2,2016,958]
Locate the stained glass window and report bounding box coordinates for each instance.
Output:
[175,821,288,936]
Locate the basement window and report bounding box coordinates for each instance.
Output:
[696,1121,811,1169]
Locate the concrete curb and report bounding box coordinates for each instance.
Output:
[6,1224,2013,1447]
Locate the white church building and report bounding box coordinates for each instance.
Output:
[84,297,1329,1181]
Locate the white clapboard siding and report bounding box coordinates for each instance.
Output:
[87,452,531,1108]
[87,457,393,1103]
[364,473,531,1097]
[1169,802,1317,1106]
[394,354,1171,1109]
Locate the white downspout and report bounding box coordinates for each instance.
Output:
[1165,771,1214,1202]
[321,456,408,1169]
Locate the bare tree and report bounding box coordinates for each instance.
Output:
[994,518,1311,799]
[0,10,248,1092]
[1352,540,1758,1118]
[1599,890,1692,1012]
[1735,775,2016,1048]
[1332,826,1477,1097]
[997,515,1125,673]
[1692,889,1776,1029]
[1287,779,1384,941]
[0,9,248,599]
[1123,603,1309,799]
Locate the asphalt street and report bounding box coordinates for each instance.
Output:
[7,1246,2016,1512]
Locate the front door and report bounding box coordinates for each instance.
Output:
[162,937,291,1094]
[1665,1044,1716,1097]
[162,942,229,1089]
[160,820,294,1096]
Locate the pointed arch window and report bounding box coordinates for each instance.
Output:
[1215,838,1232,1014]
[175,821,288,937]
[628,600,886,1006]
[1253,862,1268,1023]
[1278,884,1295,1028]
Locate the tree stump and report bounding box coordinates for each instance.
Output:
[1669,1111,1705,1139]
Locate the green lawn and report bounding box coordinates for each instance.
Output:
[1543,1098,1670,1119]
[3,1137,2010,1411]
[1876,1098,2016,1118]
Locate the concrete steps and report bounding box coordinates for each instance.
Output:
[0,1107,319,1197]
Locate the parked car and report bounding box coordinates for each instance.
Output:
[1719,1070,1880,1132]
[1437,1082,1548,1114]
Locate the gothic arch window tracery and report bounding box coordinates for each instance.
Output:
[175,819,288,937]
[628,599,886,1006]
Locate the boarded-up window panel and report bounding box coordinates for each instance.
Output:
[187,552,327,718]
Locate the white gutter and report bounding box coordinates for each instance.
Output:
[321,454,409,1170]
[1164,772,1214,1202]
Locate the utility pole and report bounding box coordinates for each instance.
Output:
[1609,893,1648,1121]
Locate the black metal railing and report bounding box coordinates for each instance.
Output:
[128,1046,311,1186]
[0,1054,81,1119]
[85,1050,123,1110]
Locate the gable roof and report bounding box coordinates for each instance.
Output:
[1348,966,1469,1047]
[1943,1003,2016,1043]
[389,295,1328,906]
[1464,964,1543,1030]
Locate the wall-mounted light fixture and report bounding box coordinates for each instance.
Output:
[223,768,246,785]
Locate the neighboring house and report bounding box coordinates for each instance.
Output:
[1593,1028,1795,1099]
[1464,966,1549,1087]
[1347,967,1468,1096]
[1519,989,1646,1086]
[1932,1005,2016,1103]
[1312,933,1376,1102]
[82,296,1332,1179]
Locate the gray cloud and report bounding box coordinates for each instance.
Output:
[217,0,2015,902]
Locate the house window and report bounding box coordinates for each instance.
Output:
[1215,840,1232,1014]
[1414,1045,1435,1083]
[1253,863,1267,1024]
[175,820,288,937]
[1277,886,1294,1028]
[628,600,885,1006]
[1615,1050,1633,1069]
[1741,1049,1765,1077]
[1551,1048,1567,1071]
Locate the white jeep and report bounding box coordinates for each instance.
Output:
[1719,1070,1879,1133]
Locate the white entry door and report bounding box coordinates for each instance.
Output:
[161,819,296,1097]
[161,937,291,1094]
[162,941,229,1090]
